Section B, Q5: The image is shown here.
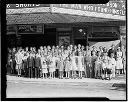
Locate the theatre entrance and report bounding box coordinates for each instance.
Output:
[21,28,57,48]
[74,39,87,46]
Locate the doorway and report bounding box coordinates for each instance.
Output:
[74,39,87,46]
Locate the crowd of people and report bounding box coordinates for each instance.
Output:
[7,44,126,80]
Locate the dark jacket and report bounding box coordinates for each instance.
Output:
[108,49,116,58]
[27,56,35,68]
[35,57,41,68]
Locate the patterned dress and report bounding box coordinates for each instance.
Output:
[71,56,77,71]
[116,51,123,70]
[65,60,71,72]
[41,57,48,73]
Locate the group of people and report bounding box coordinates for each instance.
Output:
[7,44,126,80]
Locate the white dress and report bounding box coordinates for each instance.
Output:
[42,64,48,73]
[41,57,46,70]
[109,58,116,70]
[116,51,123,69]
[107,63,112,69]
[71,56,77,71]
[15,52,23,69]
[51,57,56,72]
[77,56,84,71]
[95,59,102,72]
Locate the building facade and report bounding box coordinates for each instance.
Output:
[6,2,126,48]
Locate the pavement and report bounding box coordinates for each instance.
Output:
[6,74,126,100]
[7,74,126,85]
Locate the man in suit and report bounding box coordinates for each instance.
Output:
[35,49,41,78]
[23,47,29,77]
[11,47,17,74]
[27,52,35,78]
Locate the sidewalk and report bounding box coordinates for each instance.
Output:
[7,75,126,85]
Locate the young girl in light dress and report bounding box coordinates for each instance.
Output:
[116,47,123,75]
[41,55,48,79]
[101,58,108,80]
[41,61,48,79]
[65,57,71,79]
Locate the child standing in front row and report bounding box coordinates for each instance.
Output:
[41,55,47,79]
[106,59,113,80]
[101,58,108,80]
[65,57,71,79]
[41,61,48,79]
[59,56,64,79]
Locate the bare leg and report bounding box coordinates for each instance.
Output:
[68,72,69,78]
[53,72,55,78]
[80,71,82,78]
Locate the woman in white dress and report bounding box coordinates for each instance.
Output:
[77,52,84,79]
[58,55,64,79]
[115,47,123,75]
[109,53,116,78]
[70,51,77,79]
[95,51,102,79]
[15,49,23,77]
[51,54,56,78]
[48,55,54,79]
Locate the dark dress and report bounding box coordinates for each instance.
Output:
[10,51,16,74]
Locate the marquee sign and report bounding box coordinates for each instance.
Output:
[51,1,125,20]
[6,4,50,9]
[6,4,50,14]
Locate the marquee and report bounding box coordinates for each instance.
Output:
[51,1,125,20]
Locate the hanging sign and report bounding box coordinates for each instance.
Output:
[17,25,44,34]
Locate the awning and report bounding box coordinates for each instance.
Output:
[6,12,125,25]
